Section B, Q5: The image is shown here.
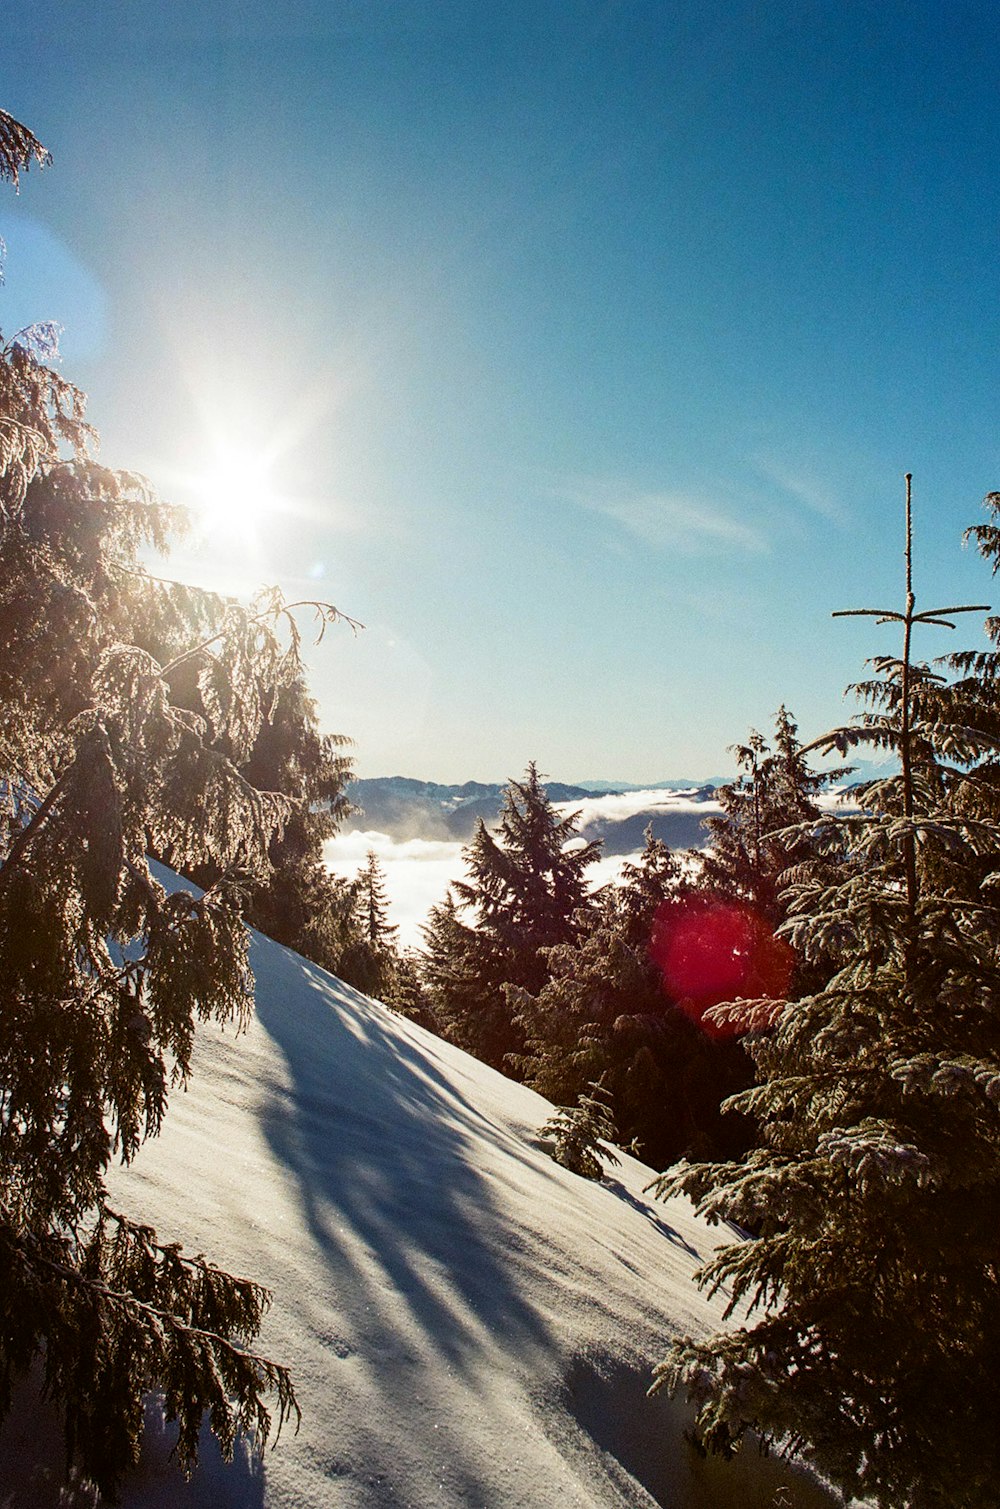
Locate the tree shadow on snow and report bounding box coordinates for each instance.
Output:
[0,1381,263,1509]
[251,942,556,1380]
[565,1353,840,1509]
[602,1177,703,1260]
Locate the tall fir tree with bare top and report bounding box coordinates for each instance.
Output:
[650,476,1000,1509]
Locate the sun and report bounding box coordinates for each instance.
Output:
[192,447,279,542]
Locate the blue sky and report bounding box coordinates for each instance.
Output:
[5,2,1000,782]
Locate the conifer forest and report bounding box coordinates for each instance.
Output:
[3,91,1000,1509]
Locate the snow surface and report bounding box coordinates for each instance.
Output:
[2,896,838,1508]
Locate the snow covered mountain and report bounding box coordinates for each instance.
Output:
[346,778,723,855]
[3,902,837,1508]
[345,764,876,862]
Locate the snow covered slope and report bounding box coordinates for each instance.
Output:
[4,917,837,1508]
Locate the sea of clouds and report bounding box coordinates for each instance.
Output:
[323,783,860,949]
[323,828,654,949]
[324,787,729,949]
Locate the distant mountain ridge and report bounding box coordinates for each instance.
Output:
[345,776,723,851]
[345,761,894,853]
[345,777,608,842]
[575,777,731,792]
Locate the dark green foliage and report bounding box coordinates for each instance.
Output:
[355,848,398,949]
[0,475,306,1494]
[539,1077,621,1181]
[422,889,508,1054]
[384,950,436,1026]
[199,677,354,958]
[0,1209,295,1486]
[330,849,405,1002]
[136,571,356,960]
[925,488,1000,847]
[26,463,359,972]
[514,831,757,1166]
[0,128,358,1493]
[650,479,1000,1509]
[700,706,844,928]
[420,763,601,1070]
[275,847,427,1015]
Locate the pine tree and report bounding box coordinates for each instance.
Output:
[700,706,843,927]
[213,677,354,953]
[649,476,1000,1509]
[539,1077,622,1181]
[0,464,309,1506]
[378,948,435,1026]
[333,850,403,1002]
[356,849,397,949]
[420,763,601,1070]
[0,147,354,966]
[930,486,1000,846]
[512,830,680,1102]
[513,831,758,1166]
[129,552,355,958]
[0,115,357,1497]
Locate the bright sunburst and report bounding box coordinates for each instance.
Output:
[192,447,279,543]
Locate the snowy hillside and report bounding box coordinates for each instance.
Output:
[3,911,836,1508]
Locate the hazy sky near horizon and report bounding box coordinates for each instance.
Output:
[5,3,1000,783]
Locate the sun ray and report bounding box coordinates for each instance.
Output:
[192,445,279,541]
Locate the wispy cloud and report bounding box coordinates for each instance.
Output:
[553,477,767,555]
[751,453,847,525]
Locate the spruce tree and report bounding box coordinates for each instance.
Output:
[512,830,682,1102]
[128,548,355,959]
[700,706,843,928]
[539,1077,622,1181]
[933,487,1000,842]
[421,763,601,1070]
[211,677,354,954]
[0,110,355,966]
[513,831,757,1166]
[332,850,404,1002]
[356,849,398,950]
[0,444,308,1508]
[0,112,356,1497]
[383,949,436,1026]
[649,476,1000,1509]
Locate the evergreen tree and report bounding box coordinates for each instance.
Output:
[539,1077,622,1181]
[514,831,757,1166]
[421,763,601,1070]
[700,706,843,927]
[0,107,49,189]
[333,850,403,1002]
[649,476,1000,1509]
[0,113,358,1497]
[356,849,398,949]
[291,868,365,980]
[0,444,357,971]
[130,557,355,958]
[384,949,436,1026]
[217,677,354,953]
[927,486,1000,847]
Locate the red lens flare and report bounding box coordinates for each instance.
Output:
[649,896,794,1037]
